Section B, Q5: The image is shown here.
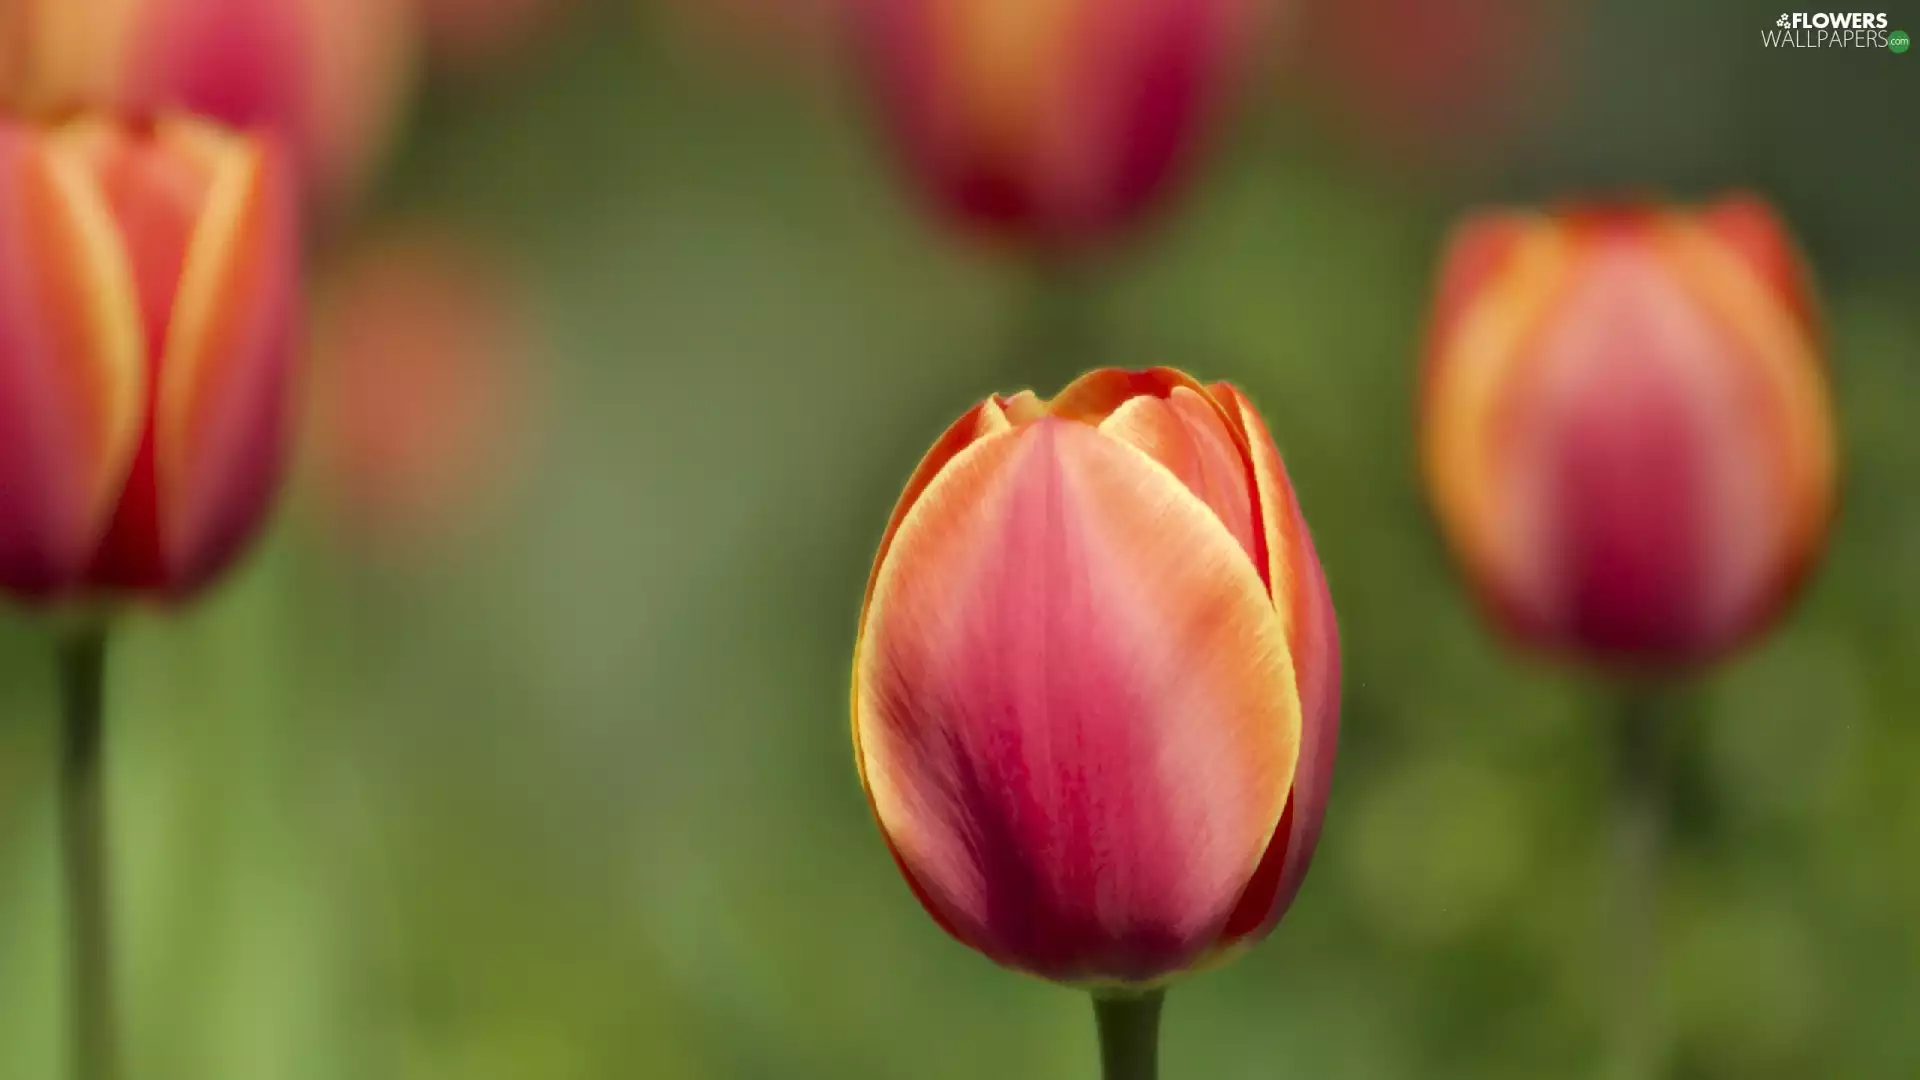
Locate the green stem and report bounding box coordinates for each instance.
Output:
[1093,990,1165,1080]
[1609,683,1672,1080]
[1006,259,1104,396]
[57,628,118,1080]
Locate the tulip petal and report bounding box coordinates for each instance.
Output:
[1050,366,1212,425]
[0,122,146,598]
[1098,386,1258,565]
[850,395,1018,948]
[1209,382,1341,944]
[123,0,316,163]
[1695,194,1820,346]
[1054,367,1268,583]
[1423,210,1533,396]
[853,396,1012,788]
[153,126,302,595]
[856,417,1298,984]
[1663,215,1836,593]
[1421,219,1574,619]
[996,388,1045,423]
[1505,230,1816,656]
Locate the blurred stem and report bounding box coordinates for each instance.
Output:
[1007,259,1105,395]
[1093,990,1165,1080]
[1609,682,1674,1080]
[57,627,118,1080]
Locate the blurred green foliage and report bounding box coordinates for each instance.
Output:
[3,2,1918,1078]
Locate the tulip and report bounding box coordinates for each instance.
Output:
[1288,0,1570,161]
[1420,197,1837,669]
[306,227,540,551]
[0,0,415,211]
[0,114,302,607]
[852,369,1340,995]
[852,0,1262,250]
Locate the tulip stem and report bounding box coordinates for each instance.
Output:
[1609,683,1672,1080]
[1093,990,1165,1080]
[57,627,119,1080]
[1010,260,1104,395]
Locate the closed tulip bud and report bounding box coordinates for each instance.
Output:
[853,0,1261,251]
[0,115,301,606]
[1421,197,1838,668]
[852,369,1340,986]
[0,0,415,210]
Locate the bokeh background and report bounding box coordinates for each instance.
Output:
[3,0,1918,1077]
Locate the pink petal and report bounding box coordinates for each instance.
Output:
[0,121,146,600]
[1209,382,1341,945]
[1099,385,1259,567]
[150,126,302,597]
[1501,229,1807,660]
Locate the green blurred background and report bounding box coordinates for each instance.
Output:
[3,1,1918,1077]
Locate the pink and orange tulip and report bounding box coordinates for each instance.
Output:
[0,0,415,210]
[1421,197,1838,668]
[0,114,302,605]
[852,0,1262,251]
[852,369,1340,985]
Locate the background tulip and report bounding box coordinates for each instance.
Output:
[1421,197,1838,670]
[1283,0,1574,165]
[1420,197,1839,1078]
[851,0,1262,250]
[852,368,1340,1037]
[305,226,543,554]
[0,0,416,212]
[0,114,301,606]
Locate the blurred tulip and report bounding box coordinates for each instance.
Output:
[415,0,571,72]
[306,228,539,552]
[852,369,1340,985]
[853,0,1263,250]
[0,114,301,605]
[1289,0,1569,160]
[1421,197,1838,668]
[0,0,416,211]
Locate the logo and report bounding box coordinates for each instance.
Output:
[1764,11,1897,46]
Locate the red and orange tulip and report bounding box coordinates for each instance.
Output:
[852,369,1339,985]
[0,0,415,210]
[1421,197,1838,668]
[0,114,301,605]
[852,0,1263,251]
